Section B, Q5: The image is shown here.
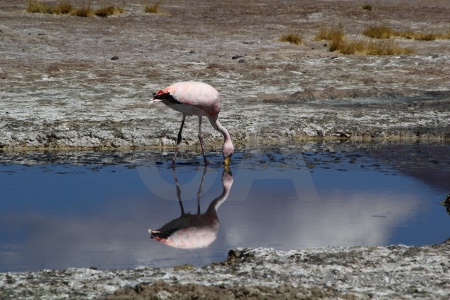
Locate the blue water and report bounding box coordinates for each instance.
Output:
[0,143,449,272]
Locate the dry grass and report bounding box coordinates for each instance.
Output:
[366,39,414,55]
[26,0,52,13]
[143,0,163,14]
[333,38,367,54]
[396,31,439,41]
[316,24,413,55]
[71,5,94,17]
[363,25,450,41]
[53,2,75,15]
[337,38,413,55]
[279,33,303,45]
[363,26,395,39]
[26,1,124,17]
[315,24,345,42]
[95,5,124,17]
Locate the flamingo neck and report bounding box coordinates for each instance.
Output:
[206,172,233,214]
[215,120,231,144]
[210,118,234,158]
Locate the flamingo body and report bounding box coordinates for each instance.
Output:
[154,82,221,117]
[150,214,219,249]
[149,170,233,249]
[152,81,234,165]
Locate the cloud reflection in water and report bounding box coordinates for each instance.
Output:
[0,149,447,272]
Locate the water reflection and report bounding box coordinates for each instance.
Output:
[0,144,448,272]
[149,167,233,249]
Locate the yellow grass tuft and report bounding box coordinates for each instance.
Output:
[95,5,124,17]
[71,5,94,17]
[363,26,450,41]
[315,24,345,42]
[26,0,52,13]
[316,24,413,55]
[26,1,125,17]
[334,39,367,55]
[396,31,438,41]
[366,39,414,55]
[279,33,303,45]
[52,2,75,15]
[144,0,163,14]
[363,26,395,39]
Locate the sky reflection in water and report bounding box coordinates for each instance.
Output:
[0,144,448,272]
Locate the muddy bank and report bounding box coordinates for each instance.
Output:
[1,0,449,150]
[1,241,449,299]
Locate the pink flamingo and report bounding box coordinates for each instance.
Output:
[152,81,234,165]
[149,168,233,249]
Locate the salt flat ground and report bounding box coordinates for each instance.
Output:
[0,0,449,149]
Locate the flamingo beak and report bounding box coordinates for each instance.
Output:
[224,156,231,165]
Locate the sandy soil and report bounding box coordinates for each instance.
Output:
[0,0,449,150]
[0,0,449,299]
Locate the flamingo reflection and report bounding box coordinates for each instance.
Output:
[149,167,233,249]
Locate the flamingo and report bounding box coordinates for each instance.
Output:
[149,167,233,249]
[151,81,234,166]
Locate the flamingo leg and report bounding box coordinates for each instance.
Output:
[172,166,185,215]
[198,116,207,164]
[172,115,186,166]
[196,165,207,214]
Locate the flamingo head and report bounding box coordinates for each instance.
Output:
[222,140,234,165]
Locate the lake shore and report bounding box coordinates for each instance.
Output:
[1,241,449,299]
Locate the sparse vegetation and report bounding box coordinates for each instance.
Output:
[363,25,450,41]
[26,1,124,17]
[72,5,94,17]
[143,0,163,14]
[26,0,52,13]
[315,24,345,42]
[363,26,394,39]
[53,2,74,15]
[362,4,373,11]
[316,24,413,55]
[95,5,124,17]
[279,33,303,45]
[332,38,367,54]
[366,39,414,55]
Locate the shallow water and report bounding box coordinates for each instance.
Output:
[0,143,449,272]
